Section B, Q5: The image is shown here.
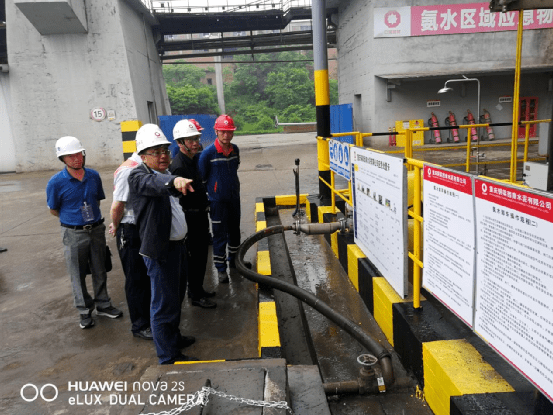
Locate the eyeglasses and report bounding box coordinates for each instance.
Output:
[145,149,171,157]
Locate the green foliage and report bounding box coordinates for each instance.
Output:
[163,63,206,88]
[163,50,338,134]
[166,85,219,115]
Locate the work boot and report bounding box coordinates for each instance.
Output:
[218,271,229,283]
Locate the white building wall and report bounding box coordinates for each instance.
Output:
[0,73,16,172]
[4,0,168,172]
[335,0,553,146]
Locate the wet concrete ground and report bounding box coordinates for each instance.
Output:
[0,133,541,414]
[279,208,432,415]
[0,133,318,414]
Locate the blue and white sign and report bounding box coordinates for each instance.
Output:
[329,139,351,180]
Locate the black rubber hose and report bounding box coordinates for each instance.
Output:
[236,225,395,387]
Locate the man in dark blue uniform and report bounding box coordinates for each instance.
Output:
[128,124,197,364]
[169,119,216,309]
[198,115,242,284]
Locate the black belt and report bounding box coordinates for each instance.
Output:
[61,218,104,230]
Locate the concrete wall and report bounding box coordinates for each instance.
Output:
[335,0,553,146]
[0,73,16,172]
[4,0,168,172]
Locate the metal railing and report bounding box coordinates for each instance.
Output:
[317,118,549,309]
[144,0,311,14]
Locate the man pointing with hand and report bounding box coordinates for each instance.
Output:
[128,124,197,365]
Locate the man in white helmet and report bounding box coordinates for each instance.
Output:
[128,124,198,364]
[108,149,152,340]
[169,119,216,309]
[46,136,123,329]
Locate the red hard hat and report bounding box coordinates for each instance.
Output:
[214,114,237,131]
[189,119,203,131]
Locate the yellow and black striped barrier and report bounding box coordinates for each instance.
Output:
[120,120,142,160]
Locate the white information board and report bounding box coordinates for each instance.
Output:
[351,147,408,298]
[329,139,351,180]
[423,166,476,327]
[474,178,553,402]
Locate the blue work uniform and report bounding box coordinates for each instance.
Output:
[198,139,241,273]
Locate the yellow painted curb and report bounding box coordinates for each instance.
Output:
[423,339,514,415]
[258,302,281,356]
[373,277,409,346]
[347,245,366,291]
[257,250,271,276]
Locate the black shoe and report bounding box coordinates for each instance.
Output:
[133,327,153,340]
[202,290,216,298]
[165,353,199,364]
[191,297,217,309]
[178,335,196,349]
[96,306,123,319]
[79,313,95,329]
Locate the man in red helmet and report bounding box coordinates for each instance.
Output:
[198,114,243,283]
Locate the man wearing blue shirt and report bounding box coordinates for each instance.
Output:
[46,136,122,329]
[198,115,242,284]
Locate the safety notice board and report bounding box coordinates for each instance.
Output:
[351,147,408,298]
[474,178,553,402]
[422,166,475,327]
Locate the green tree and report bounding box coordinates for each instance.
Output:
[166,85,219,115]
[163,63,206,88]
[265,67,314,110]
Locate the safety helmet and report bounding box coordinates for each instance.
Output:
[56,136,85,159]
[173,119,201,141]
[136,123,171,154]
[189,119,203,131]
[214,114,237,131]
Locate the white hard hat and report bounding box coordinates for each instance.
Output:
[56,136,85,158]
[136,124,171,154]
[173,119,201,141]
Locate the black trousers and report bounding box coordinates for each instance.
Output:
[116,224,151,333]
[183,210,210,301]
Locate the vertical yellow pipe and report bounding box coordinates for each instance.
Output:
[405,129,413,168]
[331,170,336,211]
[413,165,422,309]
[510,11,524,183]
[523,123,530,163]
[318,137,330,171]
[466,132,472,172]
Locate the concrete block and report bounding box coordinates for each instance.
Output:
[15,0,87,35]
[288,365,332,415]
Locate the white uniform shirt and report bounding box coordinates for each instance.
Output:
[113,153,142,225]
[152,170,188,241]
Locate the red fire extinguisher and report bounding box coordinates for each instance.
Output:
[444,111,460,143]
[388,127,396,147]
[428,112,442,144]
[465,110,478,142]
[482,109,495,141]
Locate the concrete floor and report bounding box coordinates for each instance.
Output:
[0,133,541,414]
[0,133,319,414]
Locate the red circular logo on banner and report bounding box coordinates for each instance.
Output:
[384,10,401,28]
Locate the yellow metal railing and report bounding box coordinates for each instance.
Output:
[394,119,548,177]
[318,120,548,309]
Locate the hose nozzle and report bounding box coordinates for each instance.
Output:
[293,218,349,235]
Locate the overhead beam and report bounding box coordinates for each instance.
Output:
[489,0,553,12]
